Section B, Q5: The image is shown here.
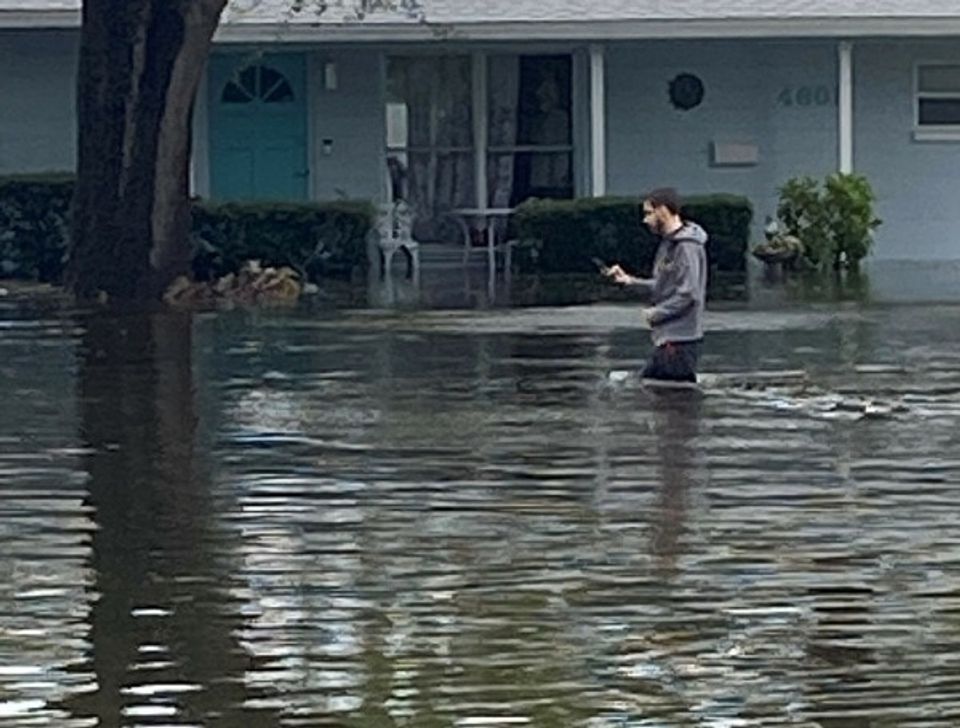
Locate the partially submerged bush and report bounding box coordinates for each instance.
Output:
[191,200,374,282]
[511,194,752,275]
[777,173,881,271]
[0,174,374,284]
[0,174,73,282]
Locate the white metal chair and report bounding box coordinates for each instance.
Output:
[371,201,420,281]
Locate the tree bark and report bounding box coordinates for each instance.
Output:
[67,0,227,301]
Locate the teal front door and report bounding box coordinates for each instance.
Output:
[209,53,309,201]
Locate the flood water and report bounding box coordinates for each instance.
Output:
[3,281,960,726]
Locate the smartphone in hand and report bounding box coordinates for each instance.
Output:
[592,257,611,276]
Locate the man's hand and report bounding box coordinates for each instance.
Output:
[604,264,634,286]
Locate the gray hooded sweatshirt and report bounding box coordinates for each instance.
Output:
[643,221,709,346]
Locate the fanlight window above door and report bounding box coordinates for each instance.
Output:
[222,65,294,104]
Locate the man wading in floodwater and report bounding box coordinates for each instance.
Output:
[603,188,709,383]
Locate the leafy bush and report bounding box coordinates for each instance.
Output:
[777,173,881,270]
[0,175,74,282]
[191,200,374,281]
[0,174,374,283]
[511,194,752,275]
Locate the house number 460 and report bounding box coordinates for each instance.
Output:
[777,86,837,107]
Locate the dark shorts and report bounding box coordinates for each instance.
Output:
[642,340,702,383]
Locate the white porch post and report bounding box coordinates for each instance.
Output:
[589,44,606,197]
[472,51,488,214]
[191,68,210,198]
[838,40,854,174]
[472,51,498,297]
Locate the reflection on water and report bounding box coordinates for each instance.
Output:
[2,291,960,726]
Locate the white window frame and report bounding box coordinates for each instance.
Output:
[484,53,576,208]
[381,48,580,210]
[382,53,476,206]
[913,61,960,142]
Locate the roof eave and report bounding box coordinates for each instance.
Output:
[3,11,960,40]
[0,9,78,28]
[217,16,960,42]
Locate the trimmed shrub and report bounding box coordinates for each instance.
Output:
[511,194,752,275]
[0,175,74,282]
[777,173,881,271]
[190,200,374,281]
[0,174,374,283]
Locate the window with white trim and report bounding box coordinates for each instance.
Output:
[385,55,475,211]
[487,54,573,208]
[222,64,295,104]
[385,53,575,242]
[916,64,960,130]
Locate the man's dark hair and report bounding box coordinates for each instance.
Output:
[644,187,682,215]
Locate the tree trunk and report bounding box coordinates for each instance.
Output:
[67,0,227,301]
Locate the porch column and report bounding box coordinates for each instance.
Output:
[472,51,488,213]
[838,40,854,174]
[191,69,210,198]
[589,44,606,197]
[472,51,497,298]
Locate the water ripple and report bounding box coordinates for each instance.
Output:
[1,301,960,725]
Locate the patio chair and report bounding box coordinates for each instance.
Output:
[370,201,420,281]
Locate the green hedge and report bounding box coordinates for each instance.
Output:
[511,194,752,275]
[0,175,374,283]
[0,175,74,282]
[191,200,374,281]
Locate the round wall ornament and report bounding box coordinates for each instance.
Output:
[669,73,705,111]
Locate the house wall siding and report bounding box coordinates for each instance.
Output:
[0,30,77,175]
[604,38,960,260]
[855,40,960,260]
[307,49,385,202]
[605,39,838,246]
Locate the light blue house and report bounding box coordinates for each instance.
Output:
[2,0,960,261]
